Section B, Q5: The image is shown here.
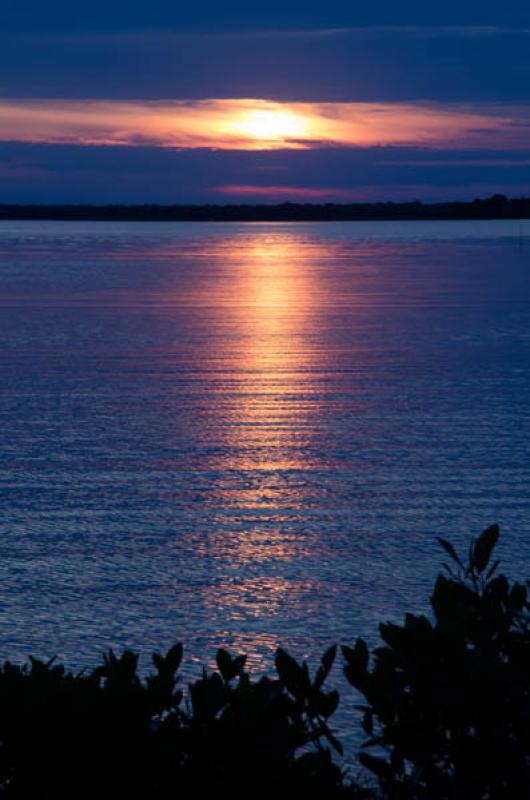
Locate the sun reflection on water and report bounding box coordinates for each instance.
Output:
[162,231,340,622]
[208,233,330,482]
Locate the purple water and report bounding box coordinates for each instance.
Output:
[0,220,529,681]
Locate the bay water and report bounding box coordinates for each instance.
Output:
[0,220,528,684]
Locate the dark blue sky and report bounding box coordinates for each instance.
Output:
[1,1,529,203]
[2,1,529,31]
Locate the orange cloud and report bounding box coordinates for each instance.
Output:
[215,185,360,199]
[0,98,528,150]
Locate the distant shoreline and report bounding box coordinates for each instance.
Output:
[1,195,529,222]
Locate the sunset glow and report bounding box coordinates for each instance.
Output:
[229,109,311,144]
[1,98,528,152]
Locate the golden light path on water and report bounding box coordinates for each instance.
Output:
[163,232,334,665]
[214,235,322,474]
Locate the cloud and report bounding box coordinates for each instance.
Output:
[17,26,530,44]
[2,99,529,152]
[2,1,529,35]
[1,140,530,204]
[377,157,530,167]
[214,184,361,199]
[214,183,530,203]
[3,21,530,104]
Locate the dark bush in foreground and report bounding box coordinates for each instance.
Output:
[0,644,352,799]
[344,524,530,799]
[0,525,527,799]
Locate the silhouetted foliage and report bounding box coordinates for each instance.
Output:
[343,524,530,799]
[0,525,527,799]
[0,640,353,798]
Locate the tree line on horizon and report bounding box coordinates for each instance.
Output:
[1,194,530,222]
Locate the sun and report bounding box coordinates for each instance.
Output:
[235,109,308,143]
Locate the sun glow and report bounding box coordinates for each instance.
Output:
[231,109,310,144]
[0,98,526,152]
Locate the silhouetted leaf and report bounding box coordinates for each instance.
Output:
[431,574,477,619]
[473,524,499,573]
[380,623,406,650]
[314,645,336,690]
[437,537,464,568]
[165,644,183,673]
[216,648,246,682]
[216,648,232,681]
[342,639,369,677]
[275,648,307,700]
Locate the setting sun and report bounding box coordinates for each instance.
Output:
[233,109,309,143]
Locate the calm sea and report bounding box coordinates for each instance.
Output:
[0,220,529,676]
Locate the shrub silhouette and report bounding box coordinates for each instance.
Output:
[0,641,352,798]
[0,525,527,799]
[343,524,530,799]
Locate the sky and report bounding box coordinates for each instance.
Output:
[1,1,529,203]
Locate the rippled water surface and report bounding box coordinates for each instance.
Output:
[0,220,529,673]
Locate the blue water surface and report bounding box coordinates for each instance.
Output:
[0,220,529,680]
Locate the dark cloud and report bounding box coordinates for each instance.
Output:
[1,142,529,204]
[1,1,529,34]
[1,26,529,102]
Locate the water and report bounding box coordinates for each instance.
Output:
[0,220,529,680]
